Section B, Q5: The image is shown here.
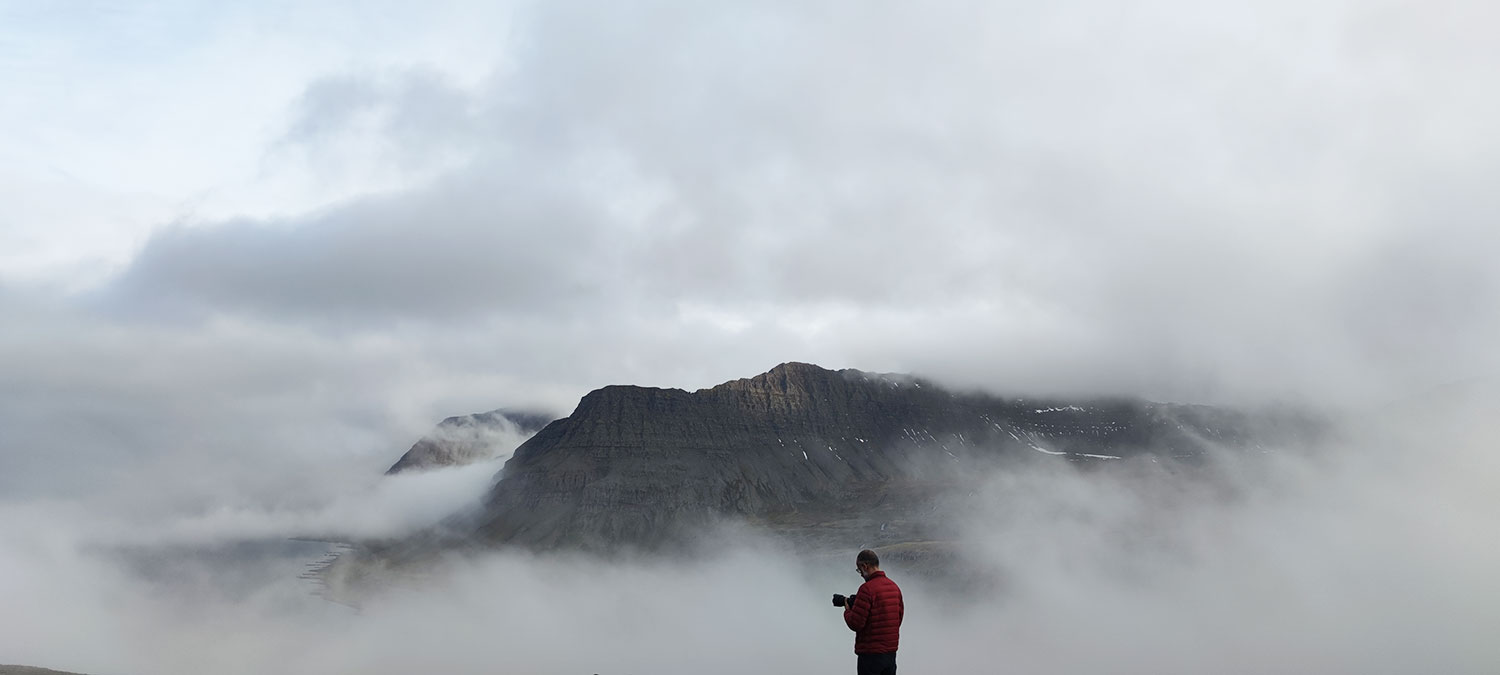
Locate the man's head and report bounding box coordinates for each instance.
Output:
[856,549,880,579]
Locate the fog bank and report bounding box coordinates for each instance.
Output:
[3,396,1495,674]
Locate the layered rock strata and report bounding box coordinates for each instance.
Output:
[468,363,1298,552]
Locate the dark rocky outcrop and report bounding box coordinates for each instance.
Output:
[465,363,1313,553]
[385,408,555,474]
[0,667,91,675]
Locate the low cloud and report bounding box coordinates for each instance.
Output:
[3,390,1495,674]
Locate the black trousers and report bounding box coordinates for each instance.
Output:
[857,652,897,675]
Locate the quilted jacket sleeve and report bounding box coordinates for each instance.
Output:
[843,582,872,631]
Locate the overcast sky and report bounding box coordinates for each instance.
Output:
[2,0,1497,494]
[2,2,1499,673]
[3,0,1497,497]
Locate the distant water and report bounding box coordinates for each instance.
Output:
[107,537,351,607]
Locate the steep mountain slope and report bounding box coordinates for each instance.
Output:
[465,363,1304,552]
[385,408,554,474]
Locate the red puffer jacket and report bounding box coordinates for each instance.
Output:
[843,570,904,654]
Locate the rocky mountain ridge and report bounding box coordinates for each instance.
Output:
[457,362,1308,553]
[385,408,554,474]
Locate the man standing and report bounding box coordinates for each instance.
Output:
[839,549,904,675]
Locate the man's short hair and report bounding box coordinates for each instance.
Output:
[857,549,880,567]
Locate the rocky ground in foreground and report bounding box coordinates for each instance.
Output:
[0,666,92,675]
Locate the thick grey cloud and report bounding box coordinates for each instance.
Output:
[106,182,611,321]
[83,0,1500,406]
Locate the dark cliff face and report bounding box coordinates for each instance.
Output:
[469,363,1302,552]
[385,409,555,475]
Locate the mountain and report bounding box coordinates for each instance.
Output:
[385,408,555,474]
[459,362,1313,554]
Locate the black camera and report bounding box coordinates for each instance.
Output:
[832,593,855,607]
